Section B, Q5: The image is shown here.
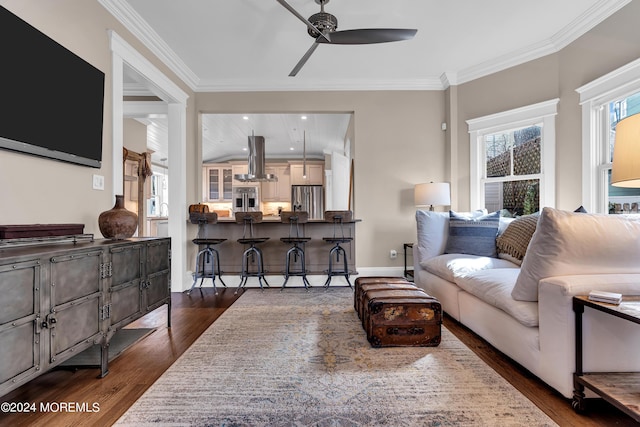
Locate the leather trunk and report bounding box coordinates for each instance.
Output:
[356,282,418,320]
[366,296,442,348]
[353,276,414,316]
[362,289,429,335]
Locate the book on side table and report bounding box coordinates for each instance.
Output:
[588,290,623,305]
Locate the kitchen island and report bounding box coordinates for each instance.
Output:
[192,215,359,277]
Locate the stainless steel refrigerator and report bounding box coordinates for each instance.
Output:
[291,185,324,220]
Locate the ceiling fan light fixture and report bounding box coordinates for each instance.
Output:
[307,11,337,38]
[276,0,417,77]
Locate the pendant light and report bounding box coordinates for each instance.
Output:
[303,130,307,179]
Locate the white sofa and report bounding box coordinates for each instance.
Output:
[413,206,640,398]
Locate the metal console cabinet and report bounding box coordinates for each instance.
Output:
[0,237,171,398]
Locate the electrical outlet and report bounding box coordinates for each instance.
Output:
[389,249,397,259]
[92,174,104,190]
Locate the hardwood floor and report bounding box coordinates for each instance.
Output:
[0,288,636,426]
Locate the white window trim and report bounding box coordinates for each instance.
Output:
[576,57,640,213]
[467,99,559,211]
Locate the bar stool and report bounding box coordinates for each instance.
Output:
[322,210,354,288]
[280,211,312,290]
[235,211,270,293]
[188,211,227,296]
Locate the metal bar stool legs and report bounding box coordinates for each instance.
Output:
[280,211,312,290]
[235,211,270,294]
[187,210,227,296]
[282,243,311,290]
[324,242,352,288]
[322,210,354,289]
[237,244,270,293]
[188,243,227,295]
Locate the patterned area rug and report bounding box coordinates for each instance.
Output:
[115,288,556,426]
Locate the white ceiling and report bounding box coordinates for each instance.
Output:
[108,0,631,163]
[108,0,630,91]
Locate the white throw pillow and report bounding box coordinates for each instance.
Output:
[512,207,640,301]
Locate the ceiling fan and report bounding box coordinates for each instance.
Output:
[276,0,417,76]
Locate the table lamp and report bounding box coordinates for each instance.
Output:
[612,113,640,188]
[414,182,451,211]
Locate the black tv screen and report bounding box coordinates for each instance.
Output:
[0,6,105,168]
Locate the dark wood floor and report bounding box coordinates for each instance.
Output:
[0,288,637,426]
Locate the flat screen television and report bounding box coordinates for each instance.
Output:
[0,6,105,168]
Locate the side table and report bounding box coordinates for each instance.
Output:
[403,243,414,281]
[572,295,640,421]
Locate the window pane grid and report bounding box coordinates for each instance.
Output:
[484,125,541,179]
[482,125,542,215]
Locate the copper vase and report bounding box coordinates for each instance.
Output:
[99,195,138,239]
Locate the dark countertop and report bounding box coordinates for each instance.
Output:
[214,216,360,223]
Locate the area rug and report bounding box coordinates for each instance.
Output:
[115,288,556,426]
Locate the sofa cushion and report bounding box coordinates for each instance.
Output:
[415,209,487,261]
[512,207,640,301]
[454,269,538,327]
[415,210,449,262]
[496,213,540,265]
[445,210,500,257]
[422,253,519,283]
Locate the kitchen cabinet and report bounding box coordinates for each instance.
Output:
[290,163,324,185]
[203,165,232,202]
[232,164,248,185]
[0,237,171,397]
[262,164,291,202]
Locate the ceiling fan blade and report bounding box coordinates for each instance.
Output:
[318,28,417,45]
[276,0,330,42]
[289,41,320,77]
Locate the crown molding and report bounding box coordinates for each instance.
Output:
[98,0,199,90]
[195,78,444,92]
[550,0,631,50]
[440,73,458,89]
[456,0,631,86]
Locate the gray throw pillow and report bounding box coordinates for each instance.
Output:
[444,210,500,257]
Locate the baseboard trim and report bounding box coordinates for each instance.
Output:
[180,267,407,290]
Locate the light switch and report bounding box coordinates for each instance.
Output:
[92,174,105,190]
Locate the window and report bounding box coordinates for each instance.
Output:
[577,57,640,214]
[467,99,558,214]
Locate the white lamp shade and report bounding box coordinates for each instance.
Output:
[414,182,451,208]
[612,113,640,188]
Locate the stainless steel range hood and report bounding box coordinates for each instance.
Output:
[234,135,278,182]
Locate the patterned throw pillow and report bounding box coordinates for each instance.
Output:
[496,213,540,264]
[444,210,500,257]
